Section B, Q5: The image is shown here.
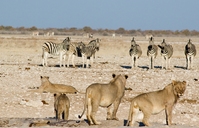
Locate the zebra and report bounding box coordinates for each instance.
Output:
[65,41,85,68]
[87,38,100,60]
[158,39,173,69]
[129,37,142,68]
[147,37,158,69]
[79,38,100,68]
[185,39,196,70]
[42,37,70,67]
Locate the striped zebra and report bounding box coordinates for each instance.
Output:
[65,41,85,68]
[147,37,158,69]
[129,37,142,68]
[185,39,196,70]
[158,39,173,69]
[42,37,70,67]
[79,38,100,68]
[87,38,100,59]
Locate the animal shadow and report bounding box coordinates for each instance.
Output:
[174,65,186,69]
[123,120,145,127]
[120,65,131,69]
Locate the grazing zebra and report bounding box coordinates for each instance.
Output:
[129,37,142,68]
[185,39,196,70]
[147,37,158,69]
[158,39,173,69]
[42,37,71,67]
[79,38,100,68]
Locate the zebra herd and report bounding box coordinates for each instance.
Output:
[42,37,100,68]
[130,37,197,70]
[42,36,197,70]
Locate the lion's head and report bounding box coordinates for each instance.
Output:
[172,80,186,98]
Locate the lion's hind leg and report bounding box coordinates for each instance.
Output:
[90,100,101,125]
[127,102,139,126]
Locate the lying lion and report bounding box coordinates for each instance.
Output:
[79,74,128,125]
[31,76,78,94]
[126,80,186,127]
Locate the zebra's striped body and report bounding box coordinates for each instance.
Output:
[79,38,100,68]
[147,37,158,69]
[42,37,70,67]
[129,37,142,68]
[158,39,173,69]
[185,39,196,70]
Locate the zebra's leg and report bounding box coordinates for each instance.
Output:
[161,56,164,69]
[90,56,94,67]
[63,54,66,67]
[86,57,89,68]
[134,56,137,68]
[165,56,168,70]
[44,52,48,67]
[71,54,75,68]
[59,53,63,67]
[82,55,85,68]
[150,56,154,69]
[186,56,188,69]
[131,56,134,69]
[190,55,194,69]
[187,56,190,70]
[67,54,71,68]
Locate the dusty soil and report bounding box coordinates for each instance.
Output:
[0,35,199,128]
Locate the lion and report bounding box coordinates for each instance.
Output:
[54,93,70,120]
[78,74,128,125]
[29,120,50,127]
[31,76,78,93]
[126,80,187,127]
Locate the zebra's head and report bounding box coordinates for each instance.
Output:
[89,38,100,51]
[149,37,154,45]
[63,37,71,50]
[131,37,136,47]
[158,39,167,50]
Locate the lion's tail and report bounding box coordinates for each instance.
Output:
[126,101,139,126]
[78,91,89,119]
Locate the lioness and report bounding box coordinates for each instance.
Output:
[35,76,78,93]
[126,80,186,127]
[78,74,128,125]
[54,93,70,120]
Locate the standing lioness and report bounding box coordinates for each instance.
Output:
[79,74,128,125]
[127,80,186,127]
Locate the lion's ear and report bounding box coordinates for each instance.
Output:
[47,76,49,79]
[125,75,128,79]
[40,76,43,79]
[112,74,116,78]
[54,94,57,97]
[172,80,177,86]
[182,81,186,85]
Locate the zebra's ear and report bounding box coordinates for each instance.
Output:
[112,74,116,78]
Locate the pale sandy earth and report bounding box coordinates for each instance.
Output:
[0,35,199,128]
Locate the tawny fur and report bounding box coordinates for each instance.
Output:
[127,80,186,127]
[54,93,70,120]
[31,76,78,93]
[79,74,128,125]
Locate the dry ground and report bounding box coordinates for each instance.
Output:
[0,35,199,128]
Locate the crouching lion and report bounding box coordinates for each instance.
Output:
[32,76,78,93]
[126,80,187,127]
[78,74,128,125]
[54,93,70,120]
